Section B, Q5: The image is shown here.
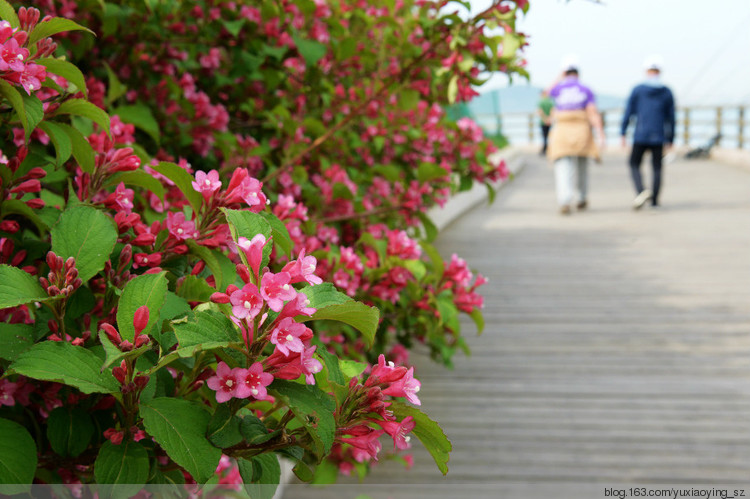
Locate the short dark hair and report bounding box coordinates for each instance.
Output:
[564,68,579,76]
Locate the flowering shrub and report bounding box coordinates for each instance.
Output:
[0,0,528,492]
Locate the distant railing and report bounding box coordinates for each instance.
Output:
[474,105,748,149]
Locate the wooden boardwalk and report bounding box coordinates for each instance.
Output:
[283,153,750,499]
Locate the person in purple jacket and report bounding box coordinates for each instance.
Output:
[620,55,676,209]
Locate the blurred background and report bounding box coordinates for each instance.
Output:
[463,0,750,148]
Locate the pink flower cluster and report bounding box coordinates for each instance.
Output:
[0,17,47,95]
[207,361,273,403]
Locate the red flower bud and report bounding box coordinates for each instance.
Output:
[237,264,251,283]
[134,375,149,389]
[119,340,134,352]
[144,267,163,274]
[65,257,76,272]
[132,233,156,246]
[10,250,26,267]
[100,323,121,345]
[191,261,206,275]
[25,167,47,179]
[0,220,20,233]
[25,198,45,209]
[48,319,59,334]
[134,334,150,348]
[10,179,41,194]
[133,306,149,335]
[210,292,231,304]
[103,428,124,445]
[226,284,239,295]
[46,251,60,272]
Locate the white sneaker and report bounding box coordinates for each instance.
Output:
[633,189,652,210]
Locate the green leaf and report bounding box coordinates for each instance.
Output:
[21,93,44,139]
[390,402,452,475]
[116,272,168,342]
[417,162,448,183]
[28,17,95,46]
[104,63,126,105]
[46,407,95,457]
[35,58,87,97]
[223,19,245,37]
[113,104,161,145]
[108,170,165,202]
[0,264,48,310]
[447,75,459,105]
[0,79,27,136]
[316,349,344,386]
[51,205,118,283]
[140,398,221,484]
[0,0,19,28]
[258,211,293,258]
[222,208,272,269]
[10,341,119,394]
[55,99,110,138]
[38,121,73,166]
[239,413,277,445]
[303,301,379,348]
[417,212,438,243]
[175,275,216,302]
[57,122,96,173]
[1,199,49,233]
[339,360,367,378]
[0,323,33,361]
[207,406,243,449]
[0,418,36,493]
[151,162,203,214]
[172,310,240,355]
[94,440,149,495]
[299,282,351,309]
[469,308,485,334]
[399,89,420,111]
[186,240,223,290]
[421,242,445,282]
[238,454,280,499]
[292,34,326,66]
[436,291,460,333]
[269,380,335,456]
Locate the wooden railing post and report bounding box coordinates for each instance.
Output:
[715,107,723,146]
[682,107,690,146]
[739,107,745,149]
[528,113,534,144]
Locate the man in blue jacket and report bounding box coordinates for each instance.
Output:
[620,56,675,209]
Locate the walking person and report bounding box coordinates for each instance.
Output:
[537,90,554,155]
[620,55,676,209]
[547,57,606,215]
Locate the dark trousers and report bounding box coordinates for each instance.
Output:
[541,124,551,153]
[629,143,663,205]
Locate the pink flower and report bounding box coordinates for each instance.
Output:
[234,362,273,400]
[6,62,46,95]
[224,169,267,211]
[260,271,296,312]
[0,379,17,407]
[275,292,316,322]
[166,212,197,241]
[300,345,323,384]
[270,317,309,356]
[103,182,135,214]
[378,416,416,450]
[192,169,221,198]
[368,354,407,385]
[0,37,29,73]
[229,283,263,320]
[382,367,421,405]
[341,428,384,462]
[206,362,239,403]
[236,235,267,277]
[282,249,323,285]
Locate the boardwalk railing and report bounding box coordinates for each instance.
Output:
[476,105,748,149]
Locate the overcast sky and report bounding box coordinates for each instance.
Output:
[471,0,750,105]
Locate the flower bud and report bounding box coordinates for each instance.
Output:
[237,264,251,283]
[133,305,149,335]
[191,261,206,275]
[25,198,45,209]
[10,179,41,194]
[134,375,150,389]
[25,167,47,179]
[100,323,121,345]
[134,334,150,348]
[65,257,76,272]
[0,220,20,233]
[210,292,231,304]
[46,250,59,270]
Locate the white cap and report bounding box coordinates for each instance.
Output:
[560,54,580,72]
[643,55,663,71]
